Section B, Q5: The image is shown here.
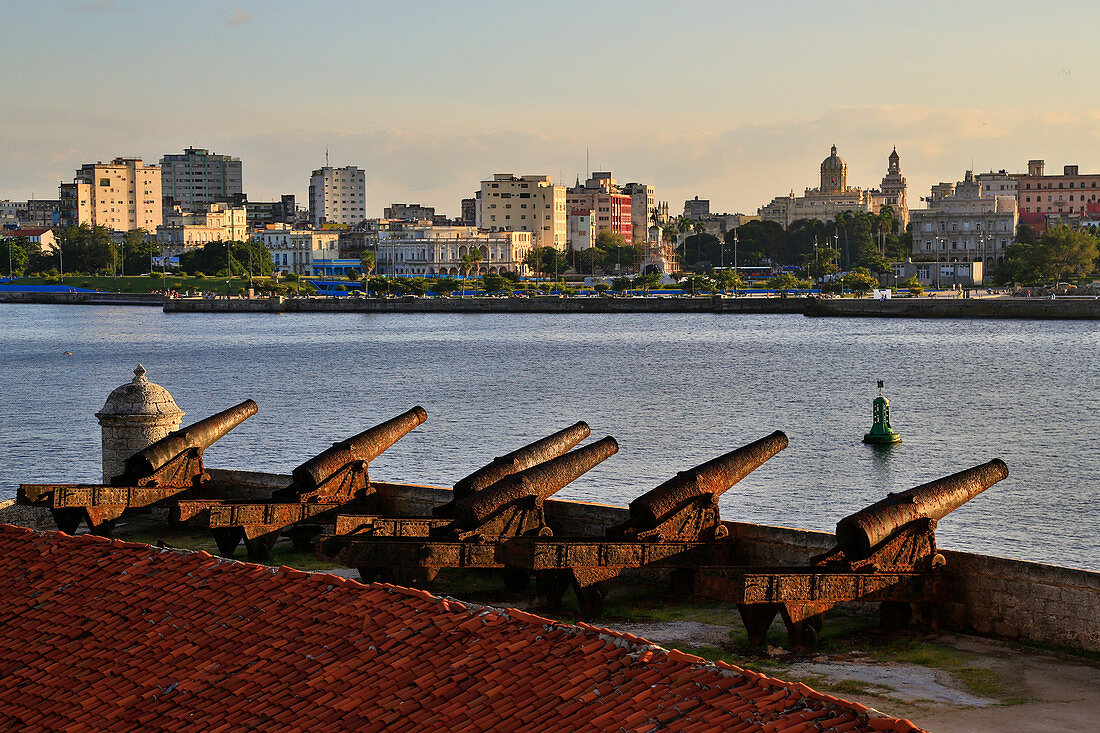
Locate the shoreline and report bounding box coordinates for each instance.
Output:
[3,291,1099,319]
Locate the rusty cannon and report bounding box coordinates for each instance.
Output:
[277,405,428,503]
[321,421,593,554]
[438,421,591,512]
[501,431,789,616]
[18,399,258,537]
[175,406,427,561]
[333,436,619,589]
[696,459,1009,652]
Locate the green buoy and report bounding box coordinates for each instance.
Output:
[863,380,902,445]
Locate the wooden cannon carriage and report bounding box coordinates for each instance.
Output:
[328,435,620,588]
[499,431,789,615]
[17,400,258,536]
[174,406,427,560]
[695,459,1009,651]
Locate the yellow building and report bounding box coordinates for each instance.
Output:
[156,203,249,253]
[759,146,908,229]
[475,174,566,250]
[59,158,162,232]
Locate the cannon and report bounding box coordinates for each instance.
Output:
[612,430,789,541]
[176,406,428,561]
[322,422,595,553]
[276,405,428,503]
[18,400,258,536]
[332,436,619,588]
[501,431,789,616]
[825,459,1010,571]
[696,459,1009,652]
[437,421,590,512]
[112,400,259,488]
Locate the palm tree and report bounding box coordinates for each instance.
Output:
[360,250,376,279]
[460,249,483,296]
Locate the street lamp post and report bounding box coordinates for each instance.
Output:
[733,230,738,295]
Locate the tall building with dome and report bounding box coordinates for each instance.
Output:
[758,146,908,230]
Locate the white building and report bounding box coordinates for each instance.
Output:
[156,203,249,253]
[910,170,1017,269]
[1,228,56,253]
[568,210,596,251]
[475,174,566,250]
[160,148,243,212]
[622,182,656,244]
[261,226,341,276]
[377,225,533,277]
[309,166,367,228]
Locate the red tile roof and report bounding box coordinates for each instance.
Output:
[0,525,925,732]
[4,228,51,237]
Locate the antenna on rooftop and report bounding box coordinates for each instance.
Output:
[586,147,589,179]
[326,147,330,167]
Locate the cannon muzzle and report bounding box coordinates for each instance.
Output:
[290,406,427,492]
[453,436,618,529]
[834,459,1008,560]
[117,399,258,481]
[452,421,591,502]
[628,430,788,530]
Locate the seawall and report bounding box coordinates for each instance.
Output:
[0,291,162,306]
[164,294,807,314]
[4,291,1098,319]
[805,296,1100,320]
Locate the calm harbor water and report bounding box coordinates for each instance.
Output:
[0,305,1096,570]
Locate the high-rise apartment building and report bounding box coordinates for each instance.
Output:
[475,174,566,250]
[160,148,243,212]
[59,158,161,231]
[309,166,367,227]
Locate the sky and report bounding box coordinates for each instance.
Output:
[4,0,1100,217]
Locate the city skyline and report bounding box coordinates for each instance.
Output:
[4,1,1100,215]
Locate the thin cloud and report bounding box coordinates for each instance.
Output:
[223,7,251,26]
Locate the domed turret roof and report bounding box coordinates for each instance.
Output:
[96,365,184,419]
[821,145,846,173]
[889,146,899,161]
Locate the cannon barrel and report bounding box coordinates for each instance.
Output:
[454,436,618,528]
[290,406,427,490]
[628,430,789,530]
[119,399,258,480]
[835,459,1008,560]
[453,421,591,501]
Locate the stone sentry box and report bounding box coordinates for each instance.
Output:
[95,365,184,484]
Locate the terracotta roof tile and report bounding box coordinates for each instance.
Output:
[0,524,926,732]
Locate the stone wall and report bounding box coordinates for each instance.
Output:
[805,296,1100,320]
[0,500,55,531]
